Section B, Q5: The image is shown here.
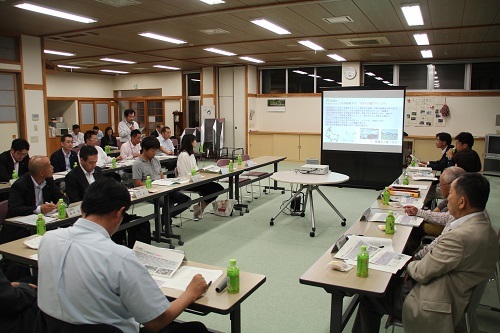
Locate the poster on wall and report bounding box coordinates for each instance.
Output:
[405,97,445,128]
[267,99,286,112]
[435,103,446,126]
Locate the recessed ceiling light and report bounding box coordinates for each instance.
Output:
[100,69,129,74]
[292,70,308,75]
[308,74,321,78]
[204,48,236,56]
[58,65,81,69]
[401,4,424,26]
[239,56,265,64]
[365,72,376,76]
[13,2,97,23]
[44,50,75,56]
[251,19,290,35]
[138,32,187,44]
[298,40,324,51]
[199,0,225,4]
[323,78,334,82]
[383,81,390,84]
[413,33,429,45]
[100,58,136,64]
[375,77,383,80]
[153,65,180,70]
[191,79,201,82]
[327,54,346,61]
[421,50,433,58]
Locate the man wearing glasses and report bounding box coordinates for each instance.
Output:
[0,138,30,182]
[50,134,79,172]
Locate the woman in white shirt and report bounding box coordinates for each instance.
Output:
[177,134,223,220]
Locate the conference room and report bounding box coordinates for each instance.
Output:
[0,0,499,332]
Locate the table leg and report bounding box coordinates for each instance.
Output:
[315,187,347,226]
[308,186,316,237]
[270,185,304,226]
[330,293,344,333]
[230,305,241,333]
[153,198,161,242]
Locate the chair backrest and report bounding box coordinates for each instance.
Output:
[171,138,178,148]
[241,154,250,161]
[40,311,123,333]
[465,279,488,314]
[96,139,101,147]
[217,159,230,167]
[117,140,123,148]
[0,200,8,226]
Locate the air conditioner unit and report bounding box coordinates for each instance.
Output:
[338,37,390,47]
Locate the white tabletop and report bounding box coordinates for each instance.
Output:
[271,170,349,185]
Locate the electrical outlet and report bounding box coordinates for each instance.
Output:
[31,136,39,143]
[34,125,38,131]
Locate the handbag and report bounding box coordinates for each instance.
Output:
[212,199,236,217]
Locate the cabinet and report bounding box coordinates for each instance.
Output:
[47,137,61,156]
[483,156,500,176]
[249,132,320,161]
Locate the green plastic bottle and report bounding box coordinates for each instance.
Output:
[357,245,369,278]
[191,167,197,176]
[145,175,152,189]
[403,173,409,185]
[105,145,110,154]
[382,187,390,205]
[111,157,117,168]
[73,162,78,169]
[410,157,416,167]
[237,154,242,166]
[385,211,395,234]
[228,160,234,172]
[11,170,18,180]
[227,259,240,294]
[57,198,66,219]
[36,214,46,236]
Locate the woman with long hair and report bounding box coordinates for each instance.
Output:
[100,126,118,148]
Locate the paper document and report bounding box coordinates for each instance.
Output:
[391,196,425,208]
[11,214,58,226]
[346,249,411,274]
[155,155,176,161]
[411,175,438,181]
[157,266,223,291]
[334,236,394,261]
[367,212,423,227]
[133,241,185,278]
[392,184,428,190]
[406,166,432,172]
[23,235,43,249]
[152,178,189,186]
[202,165,221,173]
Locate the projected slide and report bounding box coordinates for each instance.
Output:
[322,89,405,153]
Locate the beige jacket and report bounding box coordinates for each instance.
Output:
[402,212,498,333]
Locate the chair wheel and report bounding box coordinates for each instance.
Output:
[341,221,346,226]
[246,208,249,213]
[240,210,244,216]
[281,191,285,194]
[310,231,315,237]
[300,212,305,217]
[178,240,184,246]
[169,244,175,249]
[270,219,274,226]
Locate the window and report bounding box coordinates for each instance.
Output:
[433,64,465,89]
[187,73,200,96]
[364,65,394,88]
[288,67,314,93]
[471,62,500,90]
[316,67,342,92]
[0,37,18,62]
[261,69,286,94]
[399,64,427,89]
[0,73,17,122]
[128,100,164,134]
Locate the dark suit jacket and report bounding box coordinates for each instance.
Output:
[0,150,29,182]
[150,130,160,137]
[64,166,103,203]
[100,135,117,148]
[451,149,482,172]
[50,148,79,173]
[428,145,454,171]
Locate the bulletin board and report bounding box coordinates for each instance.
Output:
[405,97,446,128]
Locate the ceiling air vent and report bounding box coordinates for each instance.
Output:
[95,0,141,7]
[322,16,354,24]
[48,32,99,41]
[339,37,390,46]
[200,28,230,35]
[69,60,108,67]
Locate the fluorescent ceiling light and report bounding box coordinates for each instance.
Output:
[13,2,97,23]
[239,56,265,64]
[337,82,342,85]
[199,0,225,4]
[298,40,324,51]
[323,79,334,82]
[153,65,180,70]
[365,72,376,76]
[100,69,129,74]
[327,54,346,62]
[191,79,201,82]
[413,33,429,45]
[375,77,383,80]
[58,65,81,69]
[101,58,136,64]
[421,50,433,58]
[44,49,75,56]
[138,32,187,44]
[382,81,390,84]
[401,4,424,26]
[204,48,236,56]
[251,19,290,35]
[308,74,321,78]
[292,70,308,75]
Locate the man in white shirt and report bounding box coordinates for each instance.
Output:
[118,109,140,143]
[120,129,141,160]
[71,124,85,147]
[82,130,121,167]
[158,126,175,155]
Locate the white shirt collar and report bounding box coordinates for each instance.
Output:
[79,164,94,177]
[31,175,46,188]
[449,211,484,230]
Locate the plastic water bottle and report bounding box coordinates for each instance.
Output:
[57,198,66,219]
[36,214,46,236]
[228,160,234,172]
[410,157,416,167]
[111,157,117,168]
[403,173,409,185]
[227,259,240,294]
[385,211,395,234]
[11,170,18,180]
[237,154,242,166]
[382,187,390,205]
[357,245,369,278]
[105,145,110,154]
[73,162,78,169]
[191,167,197,176]
[145,175,152,189]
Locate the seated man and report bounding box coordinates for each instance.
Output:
[132,136,190,236]
[50,134,78,172]
[446,132,482,172]
[82,130,121,167]
[158,126,175,155]
[93,125,104,140]
[0,269,38,333]
[352,173,498,333]
[71,124,85,147]
[418,132,453,171]
[38,178,208,333]
[120,129,141,160]
[151,124,162,137]
[0,138,30,182]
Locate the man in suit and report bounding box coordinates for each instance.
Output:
[151,124,162,137]
[50,134,79,172]
[446,132,482,172]
[352,173,498,333]
[0,138,30,182]
[418,132,453,171]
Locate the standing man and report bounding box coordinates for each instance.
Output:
[418,132,453,171]
[71,124,85,147]
[120,129,141,160]
[151,124,162,137]
[352,173,498,333]
[118,109,139,143]
[50,134,78,172]
[132,136,190,236]
[0,138,30,182]
[38,178,208,333]
[446,132,482,172]
[158,126,175,155]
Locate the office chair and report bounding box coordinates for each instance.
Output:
[241,154,270,198]
[478,229,500,312]
[217,159,253,203]
[38,311,123,333]
[0,200,8,232]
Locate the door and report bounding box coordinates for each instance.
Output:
[78,101,111,133]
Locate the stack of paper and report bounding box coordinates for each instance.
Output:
[366,212,423,227]
[152,178,189,186]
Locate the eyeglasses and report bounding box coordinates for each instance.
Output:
[15,151,28,157]
[64,140,74,144]
[437,182,452,191]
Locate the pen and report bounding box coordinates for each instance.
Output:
[207,281,212,289]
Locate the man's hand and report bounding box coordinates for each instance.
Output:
[41,203,57,214]
[11,282,37,289]
[185,274,208,302]
[446,149,454,159]
[418,162,427,167]
[403,205,418,216]
[133,153,140,158]
[130,125,135,130]
[116,156,123,161]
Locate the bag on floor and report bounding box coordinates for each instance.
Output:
[212,199,236,217]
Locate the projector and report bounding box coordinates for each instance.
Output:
[299,164,329,175]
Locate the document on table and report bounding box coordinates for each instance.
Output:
[202,165,221,173]
[10,214,58,226]
[391,196,425,208]
[334,236,394,261]
[367,212,423,227]
[390,184,429,190]
[23,235,43,249]
[412,175,438,181]
[152,178,189,186]
[406,166,432,172]
[133,241,185,279]
[154,266,223,291]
